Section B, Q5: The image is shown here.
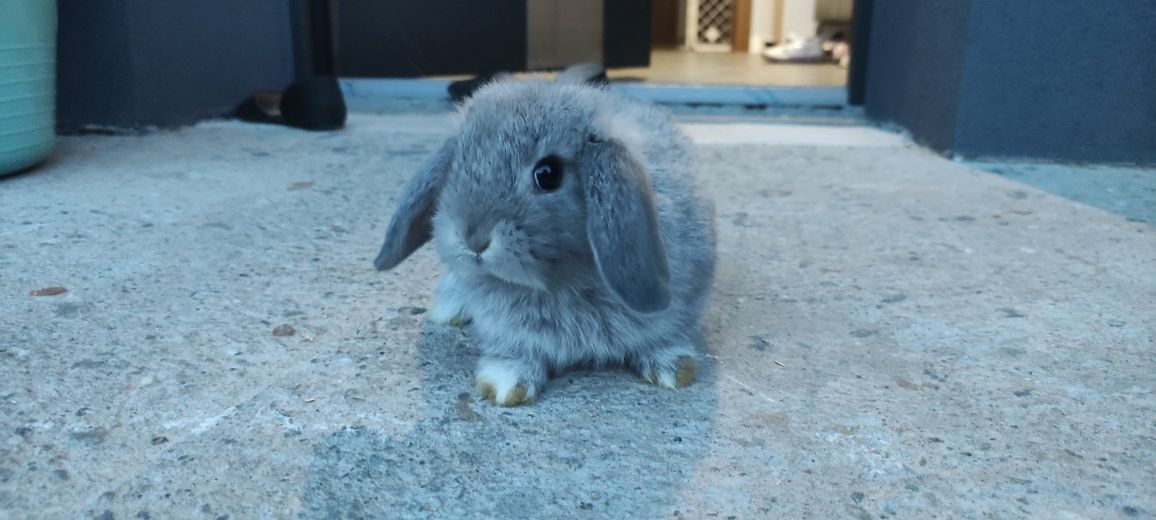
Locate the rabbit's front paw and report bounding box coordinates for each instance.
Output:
[475,357,543,407]
[430,273,470,326]
[431,306,471,328]
[637,352,697,389]
[429,293,470,326]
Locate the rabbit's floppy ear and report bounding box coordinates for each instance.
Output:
[581,136,672,313]
[374,136,456,271]
[556,63,609,88]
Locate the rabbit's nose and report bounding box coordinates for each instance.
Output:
[468,239,491,255]
[465,230,491,255]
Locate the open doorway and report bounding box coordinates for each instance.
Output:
[611,0,850,86]
[335,0,857,104]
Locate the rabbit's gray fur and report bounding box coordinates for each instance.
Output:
[375,74,715,405]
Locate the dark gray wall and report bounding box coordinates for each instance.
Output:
[56,1,136,129]
[337,0,528,77]
[864,0,1156,164]
[337,0,651,77]
[57,0,296,130]
[58,0,651,127]
[863,0,971,152]
[603,0,652,68]
[954,0,1156,163]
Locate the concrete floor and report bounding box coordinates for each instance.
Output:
[1,113,1153,519]
[969,162,1156,226]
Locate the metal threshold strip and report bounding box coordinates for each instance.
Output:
[339,78,847,113]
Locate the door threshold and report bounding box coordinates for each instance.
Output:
[340,78,847,114]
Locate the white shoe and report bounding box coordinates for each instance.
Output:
[763,34,825,62]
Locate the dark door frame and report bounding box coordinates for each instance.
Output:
[847,0,871,105]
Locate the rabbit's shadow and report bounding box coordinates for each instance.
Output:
[299,321,720,518]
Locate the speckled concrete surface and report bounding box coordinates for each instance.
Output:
[1,113,1153,519]
[969,161,1156,226]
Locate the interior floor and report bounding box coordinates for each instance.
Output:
[430,49,847,87]
[610,48,847,86]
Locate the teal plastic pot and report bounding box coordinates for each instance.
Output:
[0,1,56,176]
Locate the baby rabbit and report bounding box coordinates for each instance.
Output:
[374,68,715,406]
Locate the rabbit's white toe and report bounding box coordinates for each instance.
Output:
[639,355,697,389]
[475,357,542,406]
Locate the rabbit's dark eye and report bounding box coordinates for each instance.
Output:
[532,156,564,192]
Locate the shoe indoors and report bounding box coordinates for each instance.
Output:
[763,34,825,62]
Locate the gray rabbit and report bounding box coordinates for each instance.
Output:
[374,69,716,406]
